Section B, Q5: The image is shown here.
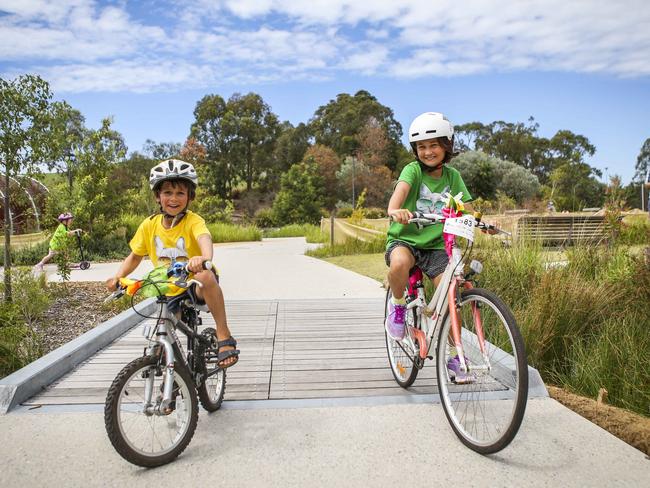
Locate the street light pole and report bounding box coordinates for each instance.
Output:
[351,157,356,207]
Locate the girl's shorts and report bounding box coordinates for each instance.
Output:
[385,240,448,279]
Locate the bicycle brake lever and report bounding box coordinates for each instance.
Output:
[104,288,125,303]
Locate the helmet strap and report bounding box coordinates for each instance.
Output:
[159,204,188,228]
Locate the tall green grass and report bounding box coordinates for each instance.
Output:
[306,236,385,257]
[207,222,262,243]
[475,241,649,415]
[264,224,328,243]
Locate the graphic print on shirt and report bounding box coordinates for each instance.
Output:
[154,236,188,263]
[416,184,450,215]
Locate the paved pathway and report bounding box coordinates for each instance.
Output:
[0,237,647,487]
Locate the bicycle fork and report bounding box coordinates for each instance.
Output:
[142,320,178,416]
[448,279,491,375]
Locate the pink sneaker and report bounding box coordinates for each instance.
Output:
[385,301,406,340]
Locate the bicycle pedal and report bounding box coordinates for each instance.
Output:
[427,356,433,360]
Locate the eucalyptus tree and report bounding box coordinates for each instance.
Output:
[191,92,280,198]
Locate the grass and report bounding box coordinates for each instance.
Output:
[306,236,386,258]
[207,222,262,243]
[264,224,328,243]
[318,238,650,417]
[323,253,386,283]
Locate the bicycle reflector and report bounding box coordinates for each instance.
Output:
[469,260,483,275]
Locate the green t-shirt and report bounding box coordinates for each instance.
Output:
[49,223,69,251]
[386,162,472,250]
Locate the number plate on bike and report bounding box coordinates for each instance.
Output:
[443,216,476,241]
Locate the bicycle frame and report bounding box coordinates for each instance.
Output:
[401,220,488,375]
[140,295,210,415]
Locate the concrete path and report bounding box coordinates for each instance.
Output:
[1,237,647,486]
[44,237,385,300]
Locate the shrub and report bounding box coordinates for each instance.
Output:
[119,213,147,241]
[618,215,650,246]
[365,207,386,219]
[254,208,276,228]
[272,162,324,225]
[336,207,353,218]
[0,268,50,377]
[194,193,234,223]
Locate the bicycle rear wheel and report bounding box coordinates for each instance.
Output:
[436,288,528,454]
[104,355,199,467]
[196,327,226,412]
[384,287,419,388]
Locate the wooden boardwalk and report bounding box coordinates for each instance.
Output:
[25,298,438,406]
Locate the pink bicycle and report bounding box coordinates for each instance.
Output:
[385,211,528,454]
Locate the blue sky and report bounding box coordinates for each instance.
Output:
[1,0,649,184]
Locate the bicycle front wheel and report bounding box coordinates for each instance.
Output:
[436,288,528,454]
[385,287,419,388]
[104,355,199,467]
[196,327,226,412]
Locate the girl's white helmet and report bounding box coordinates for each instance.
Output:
[408,112,454,143]
[149,159,198,190]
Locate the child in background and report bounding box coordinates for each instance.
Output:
[33,212,82,272]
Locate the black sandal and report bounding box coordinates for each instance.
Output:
[215,337,240,369]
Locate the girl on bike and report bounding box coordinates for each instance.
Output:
[33,212,83,273]
[385,112,484,380]
[106,159,239,369]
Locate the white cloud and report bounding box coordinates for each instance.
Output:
[1,0,649,92]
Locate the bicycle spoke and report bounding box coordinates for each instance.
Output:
[436,288,527,454]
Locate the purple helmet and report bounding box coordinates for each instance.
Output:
[57,212,73,221]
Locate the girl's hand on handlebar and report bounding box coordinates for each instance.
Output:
[388,208,413,225]
[482,224,499,235]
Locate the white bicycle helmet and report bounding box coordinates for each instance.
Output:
[149,159,198,190]
[408,112,454,144]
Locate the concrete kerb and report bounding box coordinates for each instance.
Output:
[0,297,157,414]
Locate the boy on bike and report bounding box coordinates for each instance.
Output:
[106,159,239,369]
[385,112,483,380]
[34,212,83,273]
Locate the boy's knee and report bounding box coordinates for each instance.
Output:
[196,269,217,286]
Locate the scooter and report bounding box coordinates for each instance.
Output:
[73,230,91,270]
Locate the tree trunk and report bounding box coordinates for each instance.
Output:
[4,169,12,302]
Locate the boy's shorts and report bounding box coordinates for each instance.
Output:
[385,240,448,279]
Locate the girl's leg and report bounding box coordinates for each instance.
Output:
[36,250,57,268]
[194,269,238,367]
[387,245,415,299]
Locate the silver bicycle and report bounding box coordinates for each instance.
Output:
[104,261,226,467]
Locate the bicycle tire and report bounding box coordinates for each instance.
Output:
[384,287,419,388]
[104,355,199,467]
[196,327,226,412]
[436,288,528,454]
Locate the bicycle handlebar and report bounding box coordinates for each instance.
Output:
[403,211,511,236]
[104,260,214,303]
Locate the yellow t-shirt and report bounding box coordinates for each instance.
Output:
[130,211,211,267]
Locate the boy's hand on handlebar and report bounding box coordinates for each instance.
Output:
[186,256,210,274]
[388,208,413,225]
[106,276,120,291]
